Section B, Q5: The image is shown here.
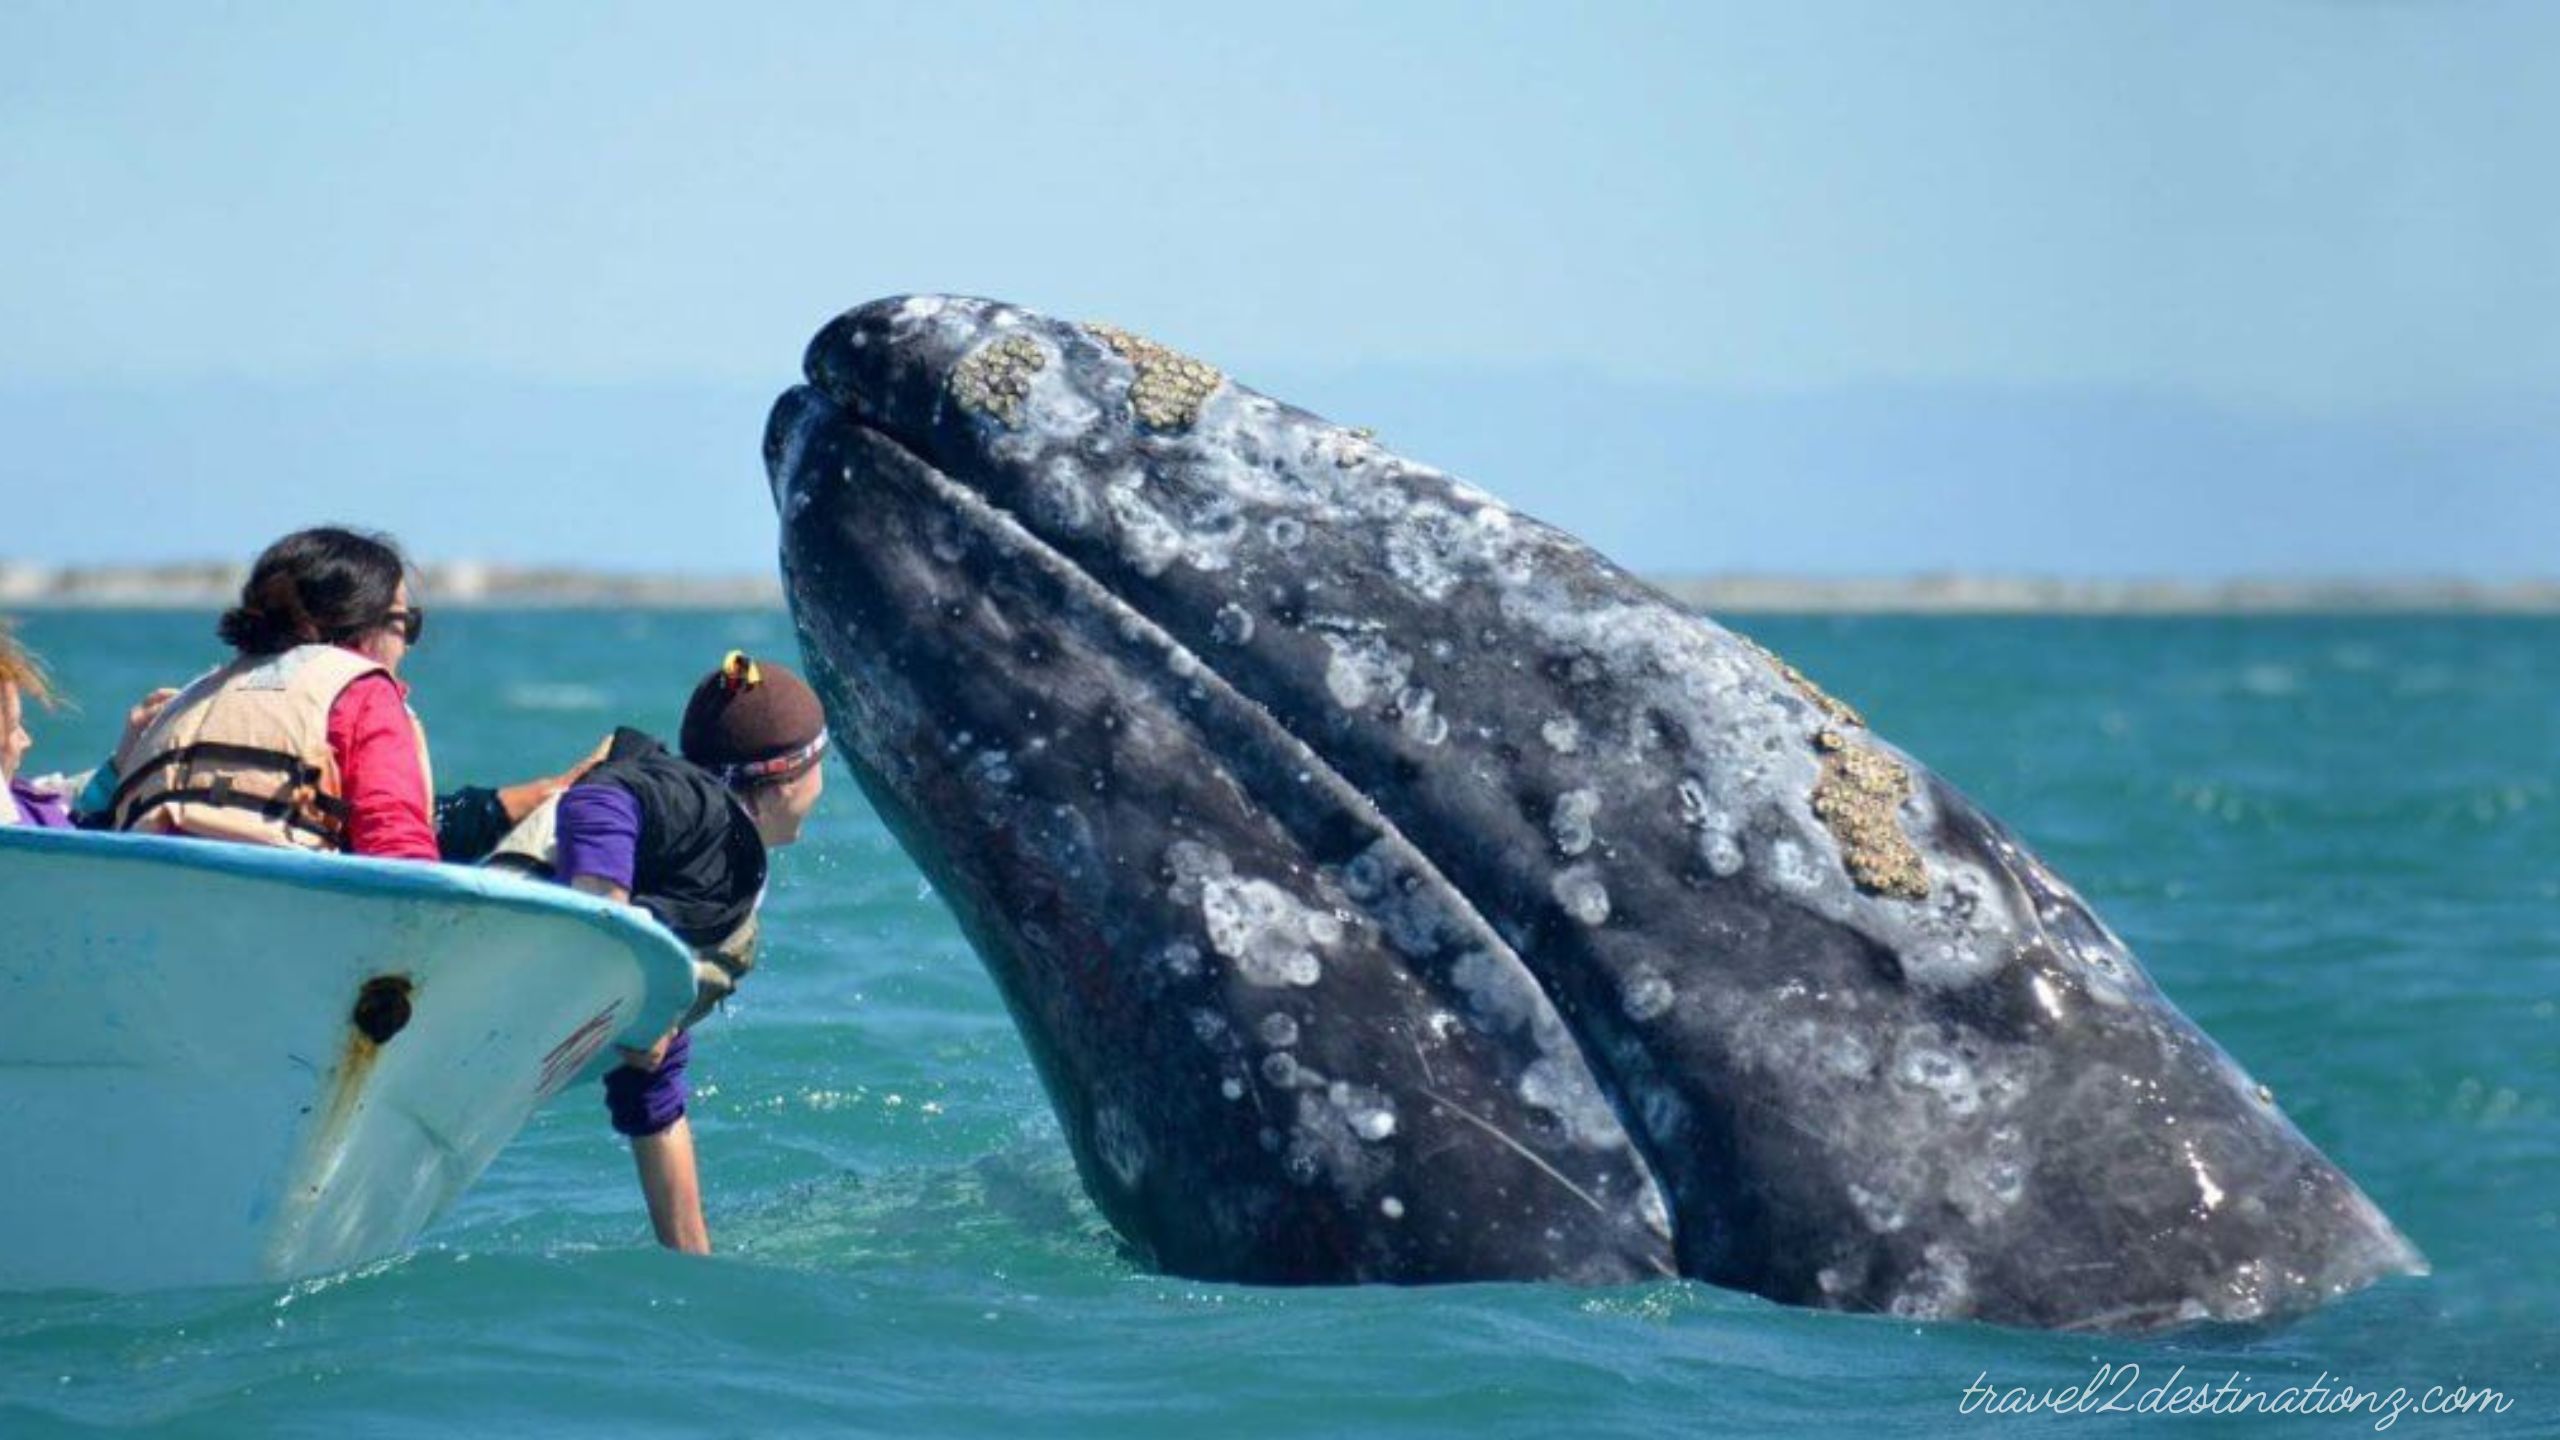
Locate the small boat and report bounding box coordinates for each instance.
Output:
[0,826,698,1293]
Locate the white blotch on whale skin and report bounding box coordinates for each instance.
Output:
[1449,949,1542,1035]
[1322,632,1413,712]
[1177,504,1250,574]
[1702,831,1746,878]
[1551,788,1602,858]
[1334,839,1457,957]
[1339,843,1392,901]
[1196,873,1329,988]
[1220,1077,1246,1101]
[1163,839,1233,905]
[2185,1141,2225,1213]
[1257,1012,1301,1049]
[1518,1056,1633,1149]
[1552,866,1612,926]
[1031,458,1098,535]
[1540,717,1582,754]
[1888,1243,1974,1321]
[1621,969,1676,1023]
[1673,777,1748,878]
[1847,1181,1910,1234]
[1892,1042,1981,1119]
[1283,1081,1397,1193]
[1327,1081,1398,1142]
[1981,1126,2027,1208]
[1819,1032,1875,1080]
[1383,503,1467,601]
[1105,482,1184,577]
[1093,1104,1147,1189]
[1211,603,1255,645]
[1635,1084,1689,1145]
[1636,1182,1673,1240]
[1768,838,1822,894]
[1265,515,1308,549]
[1397,686,1450,747]
[1380,1196,1405,1220]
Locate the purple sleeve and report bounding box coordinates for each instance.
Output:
[554,783,642,891]
[602,1030,691,1137]
[8,780,73,830]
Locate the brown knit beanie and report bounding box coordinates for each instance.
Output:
[681,651,829,786]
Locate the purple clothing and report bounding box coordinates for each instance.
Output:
[604,1029,692,1137]
[7,780,73,829]
[554,782,642,891]
[558,781,687,1137]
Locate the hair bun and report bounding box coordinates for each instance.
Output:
[217,570,321,654]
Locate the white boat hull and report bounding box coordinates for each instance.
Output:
[0,827,698,1293]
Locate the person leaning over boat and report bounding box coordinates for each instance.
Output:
[107,527,439,860]
[473,651,827,1255]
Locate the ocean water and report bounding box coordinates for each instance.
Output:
[1,609,2549,1437]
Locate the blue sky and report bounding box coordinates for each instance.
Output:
[1,2,2552,576]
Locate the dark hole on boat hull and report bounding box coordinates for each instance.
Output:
[352,975,414,1046]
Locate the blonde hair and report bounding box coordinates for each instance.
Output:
[0,618,57,711]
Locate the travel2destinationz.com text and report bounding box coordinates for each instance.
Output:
[1958,1365,2514,1429]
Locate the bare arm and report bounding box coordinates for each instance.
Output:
[571,871,707,1252]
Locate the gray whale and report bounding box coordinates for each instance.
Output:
[765,295,2425,1328]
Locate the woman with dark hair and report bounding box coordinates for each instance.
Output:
[107,526,440,860]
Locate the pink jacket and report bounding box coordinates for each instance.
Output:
[324,667,439,861]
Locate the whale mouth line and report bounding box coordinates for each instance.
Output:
[805,394,1685,1254]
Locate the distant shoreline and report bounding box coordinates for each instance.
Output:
[4,562,2555,615]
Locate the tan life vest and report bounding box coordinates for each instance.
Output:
[484,791,761,1031]
[108,644,433,853]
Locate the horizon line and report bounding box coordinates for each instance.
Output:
[5,562,2555,616]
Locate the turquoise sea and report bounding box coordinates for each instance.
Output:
[1,609,2549,1437]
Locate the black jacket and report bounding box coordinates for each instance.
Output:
[436,727,766,946]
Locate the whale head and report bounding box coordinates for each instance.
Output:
[766,294,2424,1327]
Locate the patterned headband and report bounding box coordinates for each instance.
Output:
[718,728,829,787]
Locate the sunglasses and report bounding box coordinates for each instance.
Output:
[380,608,427,644]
